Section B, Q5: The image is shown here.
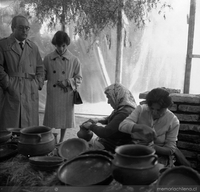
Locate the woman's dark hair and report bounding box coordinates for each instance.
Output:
[146,88,173,108]
[51,31,70,46]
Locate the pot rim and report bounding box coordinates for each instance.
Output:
[115,144,155,158]
[20,126,52,134]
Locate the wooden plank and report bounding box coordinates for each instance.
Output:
[179,123,200,132]
[175,113,200,122]
[139,92,200,103]
[171,93,200,103]
[192,54,200,58]
[178,104,200,113]
[179,149,198,159]
[177,141,200,152]
[183,0,196,93]
[178,132,200,143]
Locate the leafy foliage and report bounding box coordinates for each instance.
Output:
[24,0,171,38]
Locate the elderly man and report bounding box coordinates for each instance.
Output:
[0,15,44,130]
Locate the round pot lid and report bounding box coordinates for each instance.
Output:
[57,154,113,186]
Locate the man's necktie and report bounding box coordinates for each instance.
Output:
[19,42,23,50]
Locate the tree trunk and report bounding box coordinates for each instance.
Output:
[61,0,66,31]
[115,4,123,84]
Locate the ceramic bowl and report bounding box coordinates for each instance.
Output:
[58,138,89,160]
[0,143,18,161]
[157,166,200,186]
[0,131,12,143]
[6,128,21,136]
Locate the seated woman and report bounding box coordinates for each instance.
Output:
[80,83,137,153]
[119,87,180,167]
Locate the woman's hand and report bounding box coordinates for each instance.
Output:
[133,124,156,143]
[56,80,69,92]
[82,121,93,129]
[88,118,98,124]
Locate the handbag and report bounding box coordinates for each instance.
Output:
[74,90,83,104]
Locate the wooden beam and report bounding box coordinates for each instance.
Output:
[192,54,200,58]
[183,0,196,93]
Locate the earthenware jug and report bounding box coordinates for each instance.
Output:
[77,125,93,142]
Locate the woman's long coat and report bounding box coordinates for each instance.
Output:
[43,50,82,129]
[0,34,44,130]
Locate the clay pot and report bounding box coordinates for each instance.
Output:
[112,162,160,185]
[113,144,157,168]
[112,144,159,185]
[19,126,54,144]
[77,125,93,141]
[18,126,55,156]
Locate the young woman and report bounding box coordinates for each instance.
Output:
[43,31,82,143]
[119,87,180,166]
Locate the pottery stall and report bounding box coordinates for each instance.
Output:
[1,126,200,191]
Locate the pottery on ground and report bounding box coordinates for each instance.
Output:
[157,166,200,186]
[18,126,55,156]
[19,126,54,144]
[112,144,159,185]
[0,131,12,143]
[113,144,157,168]
[57,154,113,186]
[58,138,89,160]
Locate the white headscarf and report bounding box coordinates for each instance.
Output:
[104,83,137,109]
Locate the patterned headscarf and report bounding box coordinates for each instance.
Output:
[104,83,137,109]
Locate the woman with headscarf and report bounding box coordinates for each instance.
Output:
[81,83,137,153]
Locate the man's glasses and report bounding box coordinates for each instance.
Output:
[16,25,30,31]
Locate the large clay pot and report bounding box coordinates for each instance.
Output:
[112,144,159,185]
[19,126,54,144]
[77,125,93,142]
[113,144,157,168]
[112,162,160,185]
[18,126,55,156]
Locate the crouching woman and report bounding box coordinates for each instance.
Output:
[80,83,137,153]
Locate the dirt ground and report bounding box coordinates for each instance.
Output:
[39,112,95,143]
